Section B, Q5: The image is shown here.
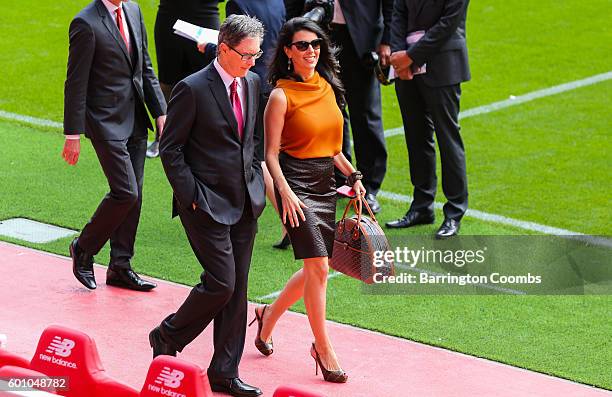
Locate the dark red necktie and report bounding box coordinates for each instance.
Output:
[230,79,244,140]
[115,7,130,53]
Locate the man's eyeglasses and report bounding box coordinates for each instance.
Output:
[227,44,263,61]
[290,38,323,52]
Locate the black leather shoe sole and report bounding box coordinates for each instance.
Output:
[435,226,460,240]
[272,234,291,250]
[367,201,381,214]
[149,327,176,358]
[70,240,96,290]
[209,383,263,397]
[385,215,435,229]
[106,277,156,291]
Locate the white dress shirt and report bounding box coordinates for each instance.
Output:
[333,0,347,24]
[213,58,246,123]
[101,0,130,51]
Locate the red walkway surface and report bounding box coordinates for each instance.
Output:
[0,241,610,397]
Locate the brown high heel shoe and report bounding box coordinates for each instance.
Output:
[248,305,273,356]
[310,343,348,383]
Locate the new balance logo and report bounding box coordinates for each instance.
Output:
[45,336,75,358]
[154,367,184,389]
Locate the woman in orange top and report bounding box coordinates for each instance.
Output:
[249,18,365,383]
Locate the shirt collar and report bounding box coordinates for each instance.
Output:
[101,0,123,15]
[213,58,242,91]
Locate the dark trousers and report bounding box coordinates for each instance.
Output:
[161,203,257,379]
[331,24,387,194]
[394,77,468,220]
[77,112,147,269]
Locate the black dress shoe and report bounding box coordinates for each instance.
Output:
[146,140,160,158]
[365,193,381,214]
[209,378,262,397]
[106,268,157,291]
[272,234,291,250]
[385,210,435,229]
[149,326,177,358]
[435,218,461,239]
[70,238,96,290]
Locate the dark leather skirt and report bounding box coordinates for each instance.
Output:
[275,152,337,260]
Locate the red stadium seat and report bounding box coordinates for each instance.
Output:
[29,325,139,397]
[140,356,212,397]
[0,366,58,393]
[0,349,29,370]
[273,385,326,397]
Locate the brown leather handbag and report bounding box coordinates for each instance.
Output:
[330,197,395,284]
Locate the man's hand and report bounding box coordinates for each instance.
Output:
[156,115,167,137]
[390,50,413,70]
[197,42,208,53]
[62,138,81,165]
[391,51,415,80]
[377,44,391,67]
[397,67,414,80]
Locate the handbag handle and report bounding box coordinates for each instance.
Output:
[338,195,379,224]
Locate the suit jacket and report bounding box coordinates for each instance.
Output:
[159,64,266,225]
[226,0,285,93]
[391,0,470,87]
[64,0,166,140]
[284,0,393,59]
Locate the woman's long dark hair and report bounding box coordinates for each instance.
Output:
[268,17,345,107]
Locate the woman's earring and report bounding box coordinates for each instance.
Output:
[287,58,292,71]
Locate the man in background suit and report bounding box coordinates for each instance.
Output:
[149,15,265,397]
[146,0,222,158]
[62,0,167,290]
[386,0,470,238]
[285,0,393,213]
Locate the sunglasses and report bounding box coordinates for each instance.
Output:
[290,38,323,51]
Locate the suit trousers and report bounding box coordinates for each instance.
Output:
[77,108,148,269]
[331,24,387,194]
[161,202,257,379]
[394,77,468,220]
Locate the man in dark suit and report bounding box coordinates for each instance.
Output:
[62,0,167,291]
[285,0,393,213]
[146,0,222,158]
[149,15,265,397]
[386,0,470,239]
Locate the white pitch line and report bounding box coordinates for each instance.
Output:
[384,71,612,137]
[257,271,342,300]
[0,110,62,129]
[378,191,612,248]
[1,72,610,251]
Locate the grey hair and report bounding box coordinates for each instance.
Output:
[217,14,265,49]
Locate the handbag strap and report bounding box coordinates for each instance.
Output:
[359,196,378,223]
[339,195,379,224]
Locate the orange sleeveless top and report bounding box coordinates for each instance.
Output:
[276,72,343,159]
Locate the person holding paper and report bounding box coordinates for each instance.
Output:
[387,0,471,239]
[149,15,265,397]
[147,0,222,157]
[62,0,166,291]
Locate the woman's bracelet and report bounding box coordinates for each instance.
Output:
[347,171,363,186]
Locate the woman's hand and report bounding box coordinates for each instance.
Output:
[280,188,308,228]
[353,180,366,197]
